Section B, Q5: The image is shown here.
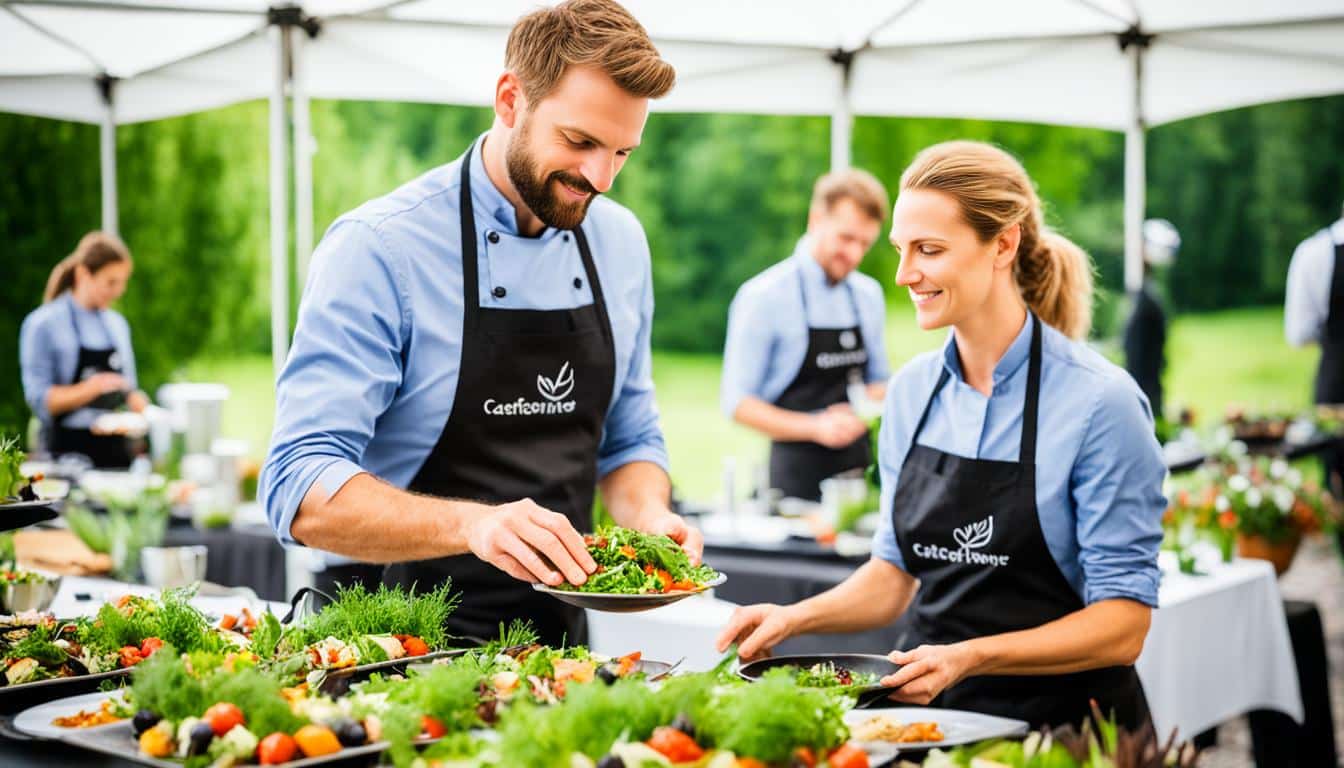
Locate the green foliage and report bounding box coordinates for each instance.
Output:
[281,581,459,651]
[78,588,227,656]
[697,667,851,763]
[5,94,1343,444]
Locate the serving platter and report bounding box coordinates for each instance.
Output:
[532,572,727,613]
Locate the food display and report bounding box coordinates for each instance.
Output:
[560,526,721,594]
[851,713,944,744]
[788,661,880,690]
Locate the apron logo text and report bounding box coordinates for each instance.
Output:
[483,362,579,416]
[815,350,868,370]
[911,516,1010,568]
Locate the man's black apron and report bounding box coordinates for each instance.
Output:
[50,298,133,468]
[767,270,871,501]
[893,314,1150,731]
[383,142,615,647]
[1314,238,1344,406]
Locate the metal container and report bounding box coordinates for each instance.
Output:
[1,575,62,613]
[139,545,208,589]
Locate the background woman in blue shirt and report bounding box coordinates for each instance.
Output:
[19,232,148,467]
[718,141,1166,731]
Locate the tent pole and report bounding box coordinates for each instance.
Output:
[1122,29,1149,294]
[829,48,854,171]
[269,22,291,378]
[98,74,118,236]
[292,30,314,288]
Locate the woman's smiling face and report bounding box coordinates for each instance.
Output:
[890,187,1006,331]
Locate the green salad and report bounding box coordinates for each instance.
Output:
[788,661,880,690]
[557,526,719,594]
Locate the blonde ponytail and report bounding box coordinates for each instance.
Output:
[43,231,131,303]
[900,141,1095,339]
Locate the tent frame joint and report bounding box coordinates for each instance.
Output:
[1116,24,1154,52]
[267,5,320,38]
[95,72,117,106]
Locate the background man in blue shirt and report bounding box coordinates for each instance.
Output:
[721,170,891,501]
[261,0,701,645]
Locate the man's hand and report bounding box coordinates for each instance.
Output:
[812,403,869,448]
[465,499,597,587]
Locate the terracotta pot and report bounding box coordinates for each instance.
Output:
[1237,531,1302,576]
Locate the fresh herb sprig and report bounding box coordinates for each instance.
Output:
[281,582,460,652]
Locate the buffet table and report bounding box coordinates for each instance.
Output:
[0,577,285,768]
[590,552,1304,742]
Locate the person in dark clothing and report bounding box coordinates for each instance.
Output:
[1124,219,1180,422]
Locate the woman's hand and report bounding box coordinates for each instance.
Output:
[881,642,983,705]
[127,391,150,413]
[715,603,800,660]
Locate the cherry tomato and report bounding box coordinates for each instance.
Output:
[203,702,246,737]
[825,744,870,768]
[258,732,298,764]
[140,637,164,657]
[400,636,430,657]
[421,715,446,739]
[646,726,704,763]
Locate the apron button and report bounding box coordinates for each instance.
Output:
[492,286,507,299]
[486,231,500,244]
[573,277,582,289]
[563,233,570,242]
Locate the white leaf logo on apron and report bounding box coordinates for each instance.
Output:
[537,362,575,402]
[953,516,994,550]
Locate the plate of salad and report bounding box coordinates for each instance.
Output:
[0,588,239,713]
[532,526,725,612]
[738,654,902,709]
[0,436,60,530]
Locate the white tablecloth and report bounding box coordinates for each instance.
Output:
[1137,552,1303,739]
[589,553,1304,740]
[44,576,286,620]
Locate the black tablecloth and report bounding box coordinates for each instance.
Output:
[1248,600,1338,767]
[163,521,288,602]
[705,540,911,655]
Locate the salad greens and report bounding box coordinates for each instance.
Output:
[790,661,880,690]
[78,587,230,660]
[559,526,719,594]
[0,435,25,499]
[278,582,459,654]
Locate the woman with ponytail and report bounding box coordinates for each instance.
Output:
[19,231,148,467]
[719,142,1165,732]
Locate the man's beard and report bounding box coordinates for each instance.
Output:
[506,121,598,231]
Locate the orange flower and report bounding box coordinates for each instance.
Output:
[1162,508,1176,526]
[1177,490,1191,508]
[1218,510,1238,530]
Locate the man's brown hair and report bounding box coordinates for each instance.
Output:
[505,0,676,104]
[811,168,891,223]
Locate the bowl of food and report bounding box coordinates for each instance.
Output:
[0,568,62,613]
[737,653,901,708]
[533,526,724,612]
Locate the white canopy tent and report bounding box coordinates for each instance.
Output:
[4,0,1343,373]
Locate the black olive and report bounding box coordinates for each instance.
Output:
[187,721,214,757]
[335,719,367,747]
[596,756,626,768]
[670,712,696,739]
[596,665,619,685]
[132,709,160,735]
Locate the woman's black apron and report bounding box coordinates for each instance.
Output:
[383,142,616,647]
[892,314,1150,731]
[767,270,871,501]
[50,298,133,468]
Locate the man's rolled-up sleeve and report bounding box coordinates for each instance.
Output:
[259,221,408,546]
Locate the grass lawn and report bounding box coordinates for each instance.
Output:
[185,304,1320,501]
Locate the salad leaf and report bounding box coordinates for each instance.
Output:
[0,435,24,498]
[560,526,719,595]
[698,667,851,763]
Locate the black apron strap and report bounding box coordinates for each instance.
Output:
[570,225,614,349]
[1019,314,1043,470]
[460,142,481,331]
